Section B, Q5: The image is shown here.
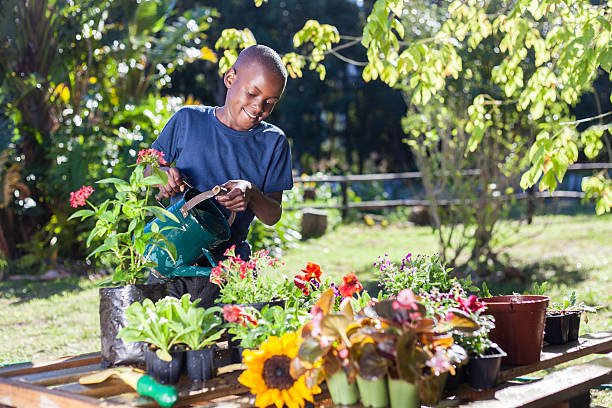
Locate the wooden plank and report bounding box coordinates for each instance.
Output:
[52,377,134,398]
[0,376,127,408]
[100,368,250,407]
[498,331,612,382]
[0,352,101,378]
[457,353,612,407]
[12,363,102,386]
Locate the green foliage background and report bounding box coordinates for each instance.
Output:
[0,0,610,276]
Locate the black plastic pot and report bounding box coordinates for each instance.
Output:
[567,311,581,342]
[544,311,581,345]
[99,283,167,367]
[467,345,507,391]
[230,343,245,364]
[444,364,465,393]
[186,348,215,382]
[145,347,185,385]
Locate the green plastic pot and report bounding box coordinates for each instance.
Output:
[356,375,389,408]
[325,370,359,406]
[388,377,419,408]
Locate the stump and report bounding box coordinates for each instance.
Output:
[408,206,433,226]
[301,209,328,239]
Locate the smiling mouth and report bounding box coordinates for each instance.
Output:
[243,108,259,121]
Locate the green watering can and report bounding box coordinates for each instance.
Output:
[144,186,235,280]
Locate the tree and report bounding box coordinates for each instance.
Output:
[225,0,611,270]
[0,0,216,264]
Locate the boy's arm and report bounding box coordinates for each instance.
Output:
[216,180,282,226]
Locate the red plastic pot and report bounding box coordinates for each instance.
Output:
[482,295,549,366]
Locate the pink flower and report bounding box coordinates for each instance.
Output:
[426,350,452,376]
[392,289,419,311]
[222,304,257,327]
[338,271,363,298]
[136,148,167,166]
[456,295,486,313]
[69,186,94,208]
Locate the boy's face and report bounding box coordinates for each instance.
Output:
[222,62,285,131]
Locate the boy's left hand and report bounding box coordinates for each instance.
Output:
[216,180,253,212]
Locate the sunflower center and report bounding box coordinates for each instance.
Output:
[262,355,295,390]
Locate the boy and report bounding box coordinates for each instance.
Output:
[149,45,293,307]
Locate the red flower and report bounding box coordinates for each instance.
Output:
[301,262,322,283]
[238,261,248,279]
[338,271,363,298]
[69,186,94,208]
[210,265,225,285]
[294,274,310,296]
[136,148,167,166]
[456,295,486,313]
[222,304,258,327]
[224,245,237,257]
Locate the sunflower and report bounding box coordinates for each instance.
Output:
[238,331,321,408]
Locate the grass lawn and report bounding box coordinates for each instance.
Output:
[1,214,610,402]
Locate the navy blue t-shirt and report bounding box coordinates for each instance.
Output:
[152,105,293,260]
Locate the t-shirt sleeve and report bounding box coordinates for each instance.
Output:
[151,109,185,164]
[263,135,294,194]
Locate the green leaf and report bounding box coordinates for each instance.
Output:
[134,238,146,255]
[96,177,129,186]
[142,174,165,186]
[67,209,94,221]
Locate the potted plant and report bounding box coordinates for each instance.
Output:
[545,290,598,345]
[171,295,225,383]
[211,246,290,308]
[294,288,478,408]
[293,288,362,406]
[222,303,309,364]
[373,252,477,296]
[118,296,191,384]
[366,289,477,407]
[450,294,506,390]
[69,148,179,366]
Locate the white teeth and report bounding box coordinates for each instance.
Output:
[243,109,257,119]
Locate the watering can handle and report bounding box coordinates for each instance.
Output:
[179,185,236,226]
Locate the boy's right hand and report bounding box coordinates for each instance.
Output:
[155,167,186,200]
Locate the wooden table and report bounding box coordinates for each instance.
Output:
[1,332,610,408]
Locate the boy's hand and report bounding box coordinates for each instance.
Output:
[155,167,186,200]
[216,180,252,212]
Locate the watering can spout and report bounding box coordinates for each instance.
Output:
[171,265,213,278]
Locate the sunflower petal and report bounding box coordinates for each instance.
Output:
[262,335,282,354]
[282,389,301,408]
[239,370,265,392]
[281,331,300,355]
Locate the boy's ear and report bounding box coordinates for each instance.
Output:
[223,68,236,89]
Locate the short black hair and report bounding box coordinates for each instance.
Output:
[234,45,288,85]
